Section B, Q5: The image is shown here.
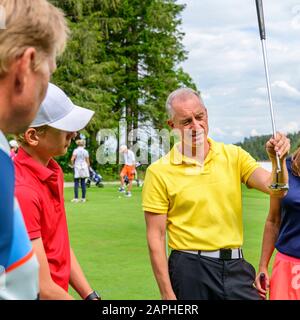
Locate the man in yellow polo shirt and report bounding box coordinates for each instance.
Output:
[142,87,290,300]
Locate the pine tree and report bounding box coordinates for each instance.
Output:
[105,1,196,130]
[49,0,196,170]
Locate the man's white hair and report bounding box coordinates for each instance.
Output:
[165,87,204,119]
[120,145,128,153]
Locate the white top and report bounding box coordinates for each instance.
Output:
[123,149,135,166]
[72,146,89,178]
[73,146,89,164]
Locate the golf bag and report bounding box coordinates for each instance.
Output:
[124,175,129,186]
[135,161,142,187]
[86,167,104,188]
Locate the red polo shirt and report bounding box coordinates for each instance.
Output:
[14,147,71,291]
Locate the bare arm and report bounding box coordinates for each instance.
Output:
[255,197,281,298]
[32,238,74,300]
[70,154,76,166]
[144,211,176,300]
[85,156,90,167]
[69,248,95,299]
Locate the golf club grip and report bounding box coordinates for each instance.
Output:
[255,0,266,40]
[260,273,266,290]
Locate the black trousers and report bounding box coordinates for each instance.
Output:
[169,250,261,300]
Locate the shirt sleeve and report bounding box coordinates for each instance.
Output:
[142,165,169,214]
[238,147,261,184]
[15,185,42,240]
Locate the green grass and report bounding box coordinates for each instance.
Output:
[64,172,74,182]
[65,184,273,300]
[242,185,274,267]
[65,185,157,299]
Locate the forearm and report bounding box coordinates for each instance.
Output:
[147,237,175,300]
[31,238,75,300]
[69,249,93,299]
[40,282,74,300]
[259,220,280,269]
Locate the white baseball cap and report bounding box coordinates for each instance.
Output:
[31,83,95,132]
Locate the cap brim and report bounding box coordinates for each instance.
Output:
[48,105,94,132]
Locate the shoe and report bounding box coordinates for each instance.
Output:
[118,187,125,193]
[81,198,86,203]
[71,198,79,203]
[125,192,132,197]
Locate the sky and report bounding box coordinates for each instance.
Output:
[177,0,300,143]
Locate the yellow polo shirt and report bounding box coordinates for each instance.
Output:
[142,138,260,250]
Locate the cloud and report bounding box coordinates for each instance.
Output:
[178,0,300,143]
[279,121,299,133]
[232,130,244,138]
[212,127,226,136]
[272,81,300,97]
[250,129,259,136]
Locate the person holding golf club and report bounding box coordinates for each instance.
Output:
[119,145,136,197]
[142,87,290,300]
[0,0,68,299]
[255,146,300,300]
[14,83,100,300]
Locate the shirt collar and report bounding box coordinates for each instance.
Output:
[170,137,220,166]
[16,147,60,182]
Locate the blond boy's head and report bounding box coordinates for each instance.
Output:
[0,0,69,134]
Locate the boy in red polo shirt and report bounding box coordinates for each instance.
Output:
[14,83,100,300]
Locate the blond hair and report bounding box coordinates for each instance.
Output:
[0,0,69,76]
[16,125,48,146]
[75,139,85,147]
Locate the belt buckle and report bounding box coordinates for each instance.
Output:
[220,249,232,260]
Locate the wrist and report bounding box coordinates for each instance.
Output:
[270,157,285,164]
[84,290,101,300]
[259,263,268,269]
[161,288,176,299]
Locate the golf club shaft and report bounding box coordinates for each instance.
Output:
[255,0,281,172]
[261,40,281,172]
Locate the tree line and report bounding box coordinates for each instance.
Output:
[236,131,300,161]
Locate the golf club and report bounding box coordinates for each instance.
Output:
[259,272,267,300]
[255,0,288,190]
